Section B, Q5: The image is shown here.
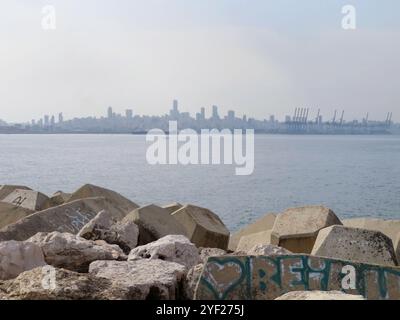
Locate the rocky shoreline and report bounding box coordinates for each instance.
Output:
[0,184,399,300]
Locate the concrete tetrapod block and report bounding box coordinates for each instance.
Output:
[124,204,187,245]
[0,202,35,229]
[0,197,128,241]
[43,191,72,209]
[171,205,230,250]
[311,225,398,266]
[236,230,278,252]
[228,213,276,251]
[271,206,342,253]
[0,185,31,201]
[343,218,400,245]
[1,189,49,211]
[162,203,183,215]
[68,184,139,214]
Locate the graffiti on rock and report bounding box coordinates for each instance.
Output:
[195,255,400,300]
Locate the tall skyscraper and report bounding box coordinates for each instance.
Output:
[227,110,235,120]
[44,115,50,127]
[200,107,205,120]
[212,105,220,120]
[107,106,113,119]
[50,115,55,126]
[169,99,180,119]
[126,109,133,119]
[58,113,63,123]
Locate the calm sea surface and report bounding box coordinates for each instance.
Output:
[0,134,399,231]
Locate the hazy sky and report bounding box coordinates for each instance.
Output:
[1,0,399,122]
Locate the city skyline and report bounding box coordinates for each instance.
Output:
[1,99,395,126]
[0,99,396,135]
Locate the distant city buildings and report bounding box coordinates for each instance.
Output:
[0,99,396,134]
[126,109,133,119]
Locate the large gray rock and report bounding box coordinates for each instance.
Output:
[311,225,398,266]
[89,260,186,300]
[271,206,342,253]
[171,205,230,250]
[183,264,204,300]
[1,189,49,211]
[0,197,128,241]
[229,213,276,251]
[0,267,131,300]
[0,202,34,229]
[26,232,125,272]
[0,241,46,280]
[128,235,200,269]
[0,185,31,201]
[78,210,139,254]
[275,291,365,300]
[68,184,139,214]
[199,248,227,263]
[124,204,186,245]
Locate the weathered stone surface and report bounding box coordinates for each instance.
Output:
[162,203,183,214]
[311,225,397,266]
[236,230,278,252]
[199,248,227,263]
[68,184,139,214]
[0,197,128,241]
[26,232,125,272]
[0,202,34,229]
[44,191,72,208]
[0,267,131,300]
[195,254,400,300]
[0,241,46,280]
[247,244,293,256]
[183,264,204,300]
[171,205,230,250]
[89,260,186,300]
[125,204,186,245]
[229,213,276,251]
[0,185,31,201]
[129,235,200,269]
[1,189,49,211]
[271,206,342,253]
[343,218,400,243]
[275,291,365,300]
[78,209,115,235]
[77,210,139,254]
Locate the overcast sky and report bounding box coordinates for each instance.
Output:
[0,0,399,123]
